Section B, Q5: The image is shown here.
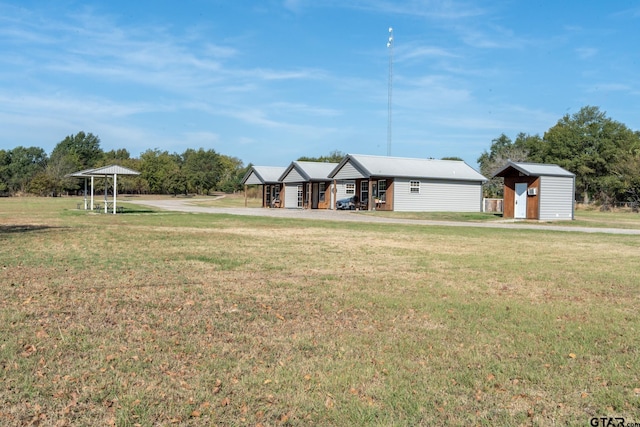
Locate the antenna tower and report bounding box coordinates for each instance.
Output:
[387,27,394,156]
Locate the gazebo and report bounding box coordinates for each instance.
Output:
[68,165,140,214]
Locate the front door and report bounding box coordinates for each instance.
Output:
[515,183,528,219]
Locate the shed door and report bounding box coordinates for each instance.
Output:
[515,183,528,219]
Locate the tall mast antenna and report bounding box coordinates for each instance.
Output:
[387,27,394,156]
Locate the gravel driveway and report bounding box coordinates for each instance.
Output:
[127,199,640,235]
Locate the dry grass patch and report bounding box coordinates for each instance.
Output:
[0,198,639,425]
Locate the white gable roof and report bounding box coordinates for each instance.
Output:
[66,165,141,177]
[242,166,286,185]
[86,165,141,176]
[329,154,486,182]
[279,161,338,182]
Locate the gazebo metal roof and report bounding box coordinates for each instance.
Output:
[84,165,141,176]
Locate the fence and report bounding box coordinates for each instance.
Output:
[483,198,503,213]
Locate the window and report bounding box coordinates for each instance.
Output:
[410,180,420,194]
[360,181,369,204]
[377,179,387,202]
[319,182,326,202]
[297,185,303,207]
[345,183,355,195]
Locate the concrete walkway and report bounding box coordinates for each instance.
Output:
[127,199,640,235]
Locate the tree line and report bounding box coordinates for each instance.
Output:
[478,106,640,209]
[0,132,248,196]
[3,105,639,208]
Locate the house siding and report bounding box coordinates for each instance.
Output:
[332,163,366,180]
[334,181,355,200]
[243,172,263,185]
[393,178,482,212]
[282,168,305,183]
[503,176,540,219]
[539,176,574,220]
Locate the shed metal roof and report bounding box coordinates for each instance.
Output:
[329,154,487,182]
[241,166,286,185]
[279,161,338,182]
[492,161,574,178]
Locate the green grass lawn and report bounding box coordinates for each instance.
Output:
[358,206,640,229]
[358,210,504,222]
[1,197,639,426]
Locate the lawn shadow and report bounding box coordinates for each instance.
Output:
[0,225,66,234]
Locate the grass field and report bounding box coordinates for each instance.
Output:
[190,194,263,209]
[1,197,639,426]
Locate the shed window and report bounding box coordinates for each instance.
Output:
[410,181,420,194]
[346,183,355,195]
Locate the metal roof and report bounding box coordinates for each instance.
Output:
[65,168,99,178]
[85,165,141,176]
[492,161,574,178]
[241,166,286,185]
[279,161,338,182]
[329,154,487,182]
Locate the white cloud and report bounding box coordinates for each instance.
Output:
[576,47,598,60]
[401,46,459,61]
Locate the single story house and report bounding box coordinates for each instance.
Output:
[328,154,487,212]
[279,161,342,209]
[241,166,286,207]
[492,161,575,220]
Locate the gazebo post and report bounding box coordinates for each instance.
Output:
[91,176,94,210]
[104,175,108,214]
[113,173,117,214]
[83,178,88,210]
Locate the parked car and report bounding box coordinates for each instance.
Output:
[336,196,356,210]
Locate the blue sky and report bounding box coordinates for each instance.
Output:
[1,1,639,168]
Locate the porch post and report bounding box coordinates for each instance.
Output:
[333,180,337,210]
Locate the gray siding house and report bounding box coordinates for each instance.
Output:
[328,154,487,212]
